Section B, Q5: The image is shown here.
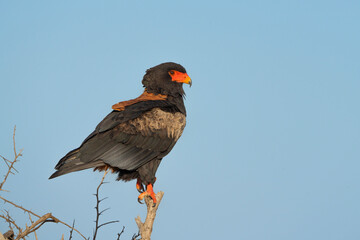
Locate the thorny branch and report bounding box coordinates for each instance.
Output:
[28,213,39,240]
[0,126,87,240]
[0,195,41,218]
[116,226,125,240]
[0,126,22,192]
[93,170,120,240]
[131,232,141,240]
[1,210,21,234]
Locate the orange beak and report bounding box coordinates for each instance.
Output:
[169,70,192,87]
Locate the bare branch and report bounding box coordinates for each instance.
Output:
[12,126,20,159]
[131,232,140,240]
[15,213,53,239]
[0,127,88,240]
[42,215,87,240]
[99,207,110,216]
[0,126,22,192]
[0,211,22,235]
[98,220,119,229]
[135,191,164,240]
[10,213,87,240]
[116,226,125,240]
[93,170,109,240]
[92,170,122,240]
[0,155,15,169]
[0,196,41,218]
[28,213,38,240]
[68,220,75,240]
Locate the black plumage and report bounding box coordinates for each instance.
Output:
[50,62,191,201]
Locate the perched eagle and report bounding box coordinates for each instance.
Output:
[49,62,191,204]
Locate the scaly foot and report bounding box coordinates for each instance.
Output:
[137,183,157,206]
[136,178,145,193]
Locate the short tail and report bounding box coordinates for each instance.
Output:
[49,148,103,179]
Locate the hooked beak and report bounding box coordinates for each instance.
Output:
[169,71,192,87]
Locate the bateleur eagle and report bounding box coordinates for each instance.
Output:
[49,62,191,204]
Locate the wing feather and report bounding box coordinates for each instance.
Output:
[51,100,185,178]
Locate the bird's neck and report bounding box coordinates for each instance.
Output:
[142,88,186,116]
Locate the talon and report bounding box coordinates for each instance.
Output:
[137,196,144,204]
[136,178,144,193]
[137,183,157,206]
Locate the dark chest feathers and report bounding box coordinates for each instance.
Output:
[117,108,186,141]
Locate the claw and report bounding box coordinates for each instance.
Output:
[137,183,157,206]
[138,197,144,204]
[136,178,145,193]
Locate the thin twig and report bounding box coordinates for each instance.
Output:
[0,126,22,192]
[1,188,86,239]
[131,232,140,240]
[93,170,109,240]
[0,155,15,168]
[43,215,87,240]
[97,220,119,229]
[0,196,41,218]
[1,213,12,233]
[0,211,22,235]
[116,226,125,240]
[28,213,38,240]
[13,213,87,240]
[68,220,75,240]
[13,126,18,159]
[0,126,87,240]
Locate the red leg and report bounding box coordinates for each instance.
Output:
[136,178,145,193]
[137,183,157,205]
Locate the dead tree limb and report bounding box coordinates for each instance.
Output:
[0,126,87,240]
[0,202,88,240]
[135,191,164,240]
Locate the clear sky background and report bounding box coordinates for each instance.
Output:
[1,0,360,239]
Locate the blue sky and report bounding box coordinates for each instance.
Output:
[1,0,360,239]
